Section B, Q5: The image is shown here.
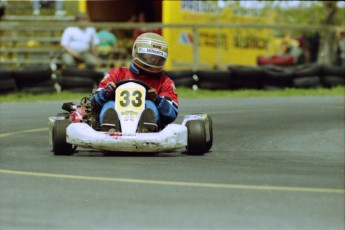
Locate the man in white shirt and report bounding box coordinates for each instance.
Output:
[60,13,100,69]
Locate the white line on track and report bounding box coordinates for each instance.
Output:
[0,127,48,138]
[0,169,344,194]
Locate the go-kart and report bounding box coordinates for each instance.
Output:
[48,79,213,155]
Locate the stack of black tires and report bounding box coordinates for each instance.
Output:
[1,64,344,95]
[167,64,344,90]
[57,68,104,92]
[12,65,56,94]
[0,65,106,94]
[0,68,16,94]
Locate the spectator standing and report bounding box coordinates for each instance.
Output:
[97,29,118,60]
[60,13,100,69]
[338,31,345,68]
[308,32,320,63]
[32,0,66,16]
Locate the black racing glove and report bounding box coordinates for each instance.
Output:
[146,88,158,103]
[103,82,116,100]
[91,93,102,114]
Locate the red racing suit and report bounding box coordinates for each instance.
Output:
[93,64,178,127]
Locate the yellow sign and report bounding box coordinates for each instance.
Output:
[162,0,275,69]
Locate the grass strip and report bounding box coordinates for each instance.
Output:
[0,86,344,103]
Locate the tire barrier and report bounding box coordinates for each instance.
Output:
[262,65,294,89]
[17,78,57,94]
[0,70,16,94]
[321,65,345,88]
[61,68,105,84]
[57,75,96,92]
[195,70,231,90]
[166,70,197,88]
[1,64,343,94]
[292,63,322,88]
[57,68,103,92]
[12,65,53,82]
[228,65,264,90]
[12,65,56,94]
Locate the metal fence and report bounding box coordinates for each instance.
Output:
[0,21,343,70]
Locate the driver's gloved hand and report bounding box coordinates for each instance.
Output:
[91,82,115,111]
[104,82,116,100]
[146,88,158,103]
[91,95,102,114]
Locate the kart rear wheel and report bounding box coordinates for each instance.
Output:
[53,119,73,155]
[186,120,207,155]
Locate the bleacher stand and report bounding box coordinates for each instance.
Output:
[0,1,132,93]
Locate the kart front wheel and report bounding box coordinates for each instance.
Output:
[186,120,207,155]
[205,115,213,152]
[53,119,74,155]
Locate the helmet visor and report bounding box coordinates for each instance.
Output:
[137,47,167,68]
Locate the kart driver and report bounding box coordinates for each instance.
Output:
[92,32,178,133]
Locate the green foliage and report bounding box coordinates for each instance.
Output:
[264,0,343,26]
[221,1,344,27]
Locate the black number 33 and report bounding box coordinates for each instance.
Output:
[119,90,142,107]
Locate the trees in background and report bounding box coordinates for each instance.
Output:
[272,1,342,65]
[219,0,344,65]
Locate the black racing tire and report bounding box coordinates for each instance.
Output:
[320,65,345,87]
[16,78,56,88]
[58,76,95,87]
[292,64,322,88]
[0,70,13,80]
[61,87,95,93]
[227,65,264,89]
[293,76,321,88]
[61,68,104,83]
[321,65,345,76]
[12,65,53,82]
[166,70,196,87]
[206,115,213,152]
[61,68,102,78]
[293,63,322,77]
[0,78,16,94]
[52,119,74,155]
[186,120,207,155]
[322,76,345,87]
[196,70,231,90]
[19,86,56,94]
[262,65,294,88]
[198,81,231,90]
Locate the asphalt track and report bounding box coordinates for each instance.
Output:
[0,96,344,230]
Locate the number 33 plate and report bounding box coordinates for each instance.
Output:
[115,87,145,112]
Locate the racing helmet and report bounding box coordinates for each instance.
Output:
[132,32,168,74]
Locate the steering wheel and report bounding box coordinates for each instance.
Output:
[115,79,151,91]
